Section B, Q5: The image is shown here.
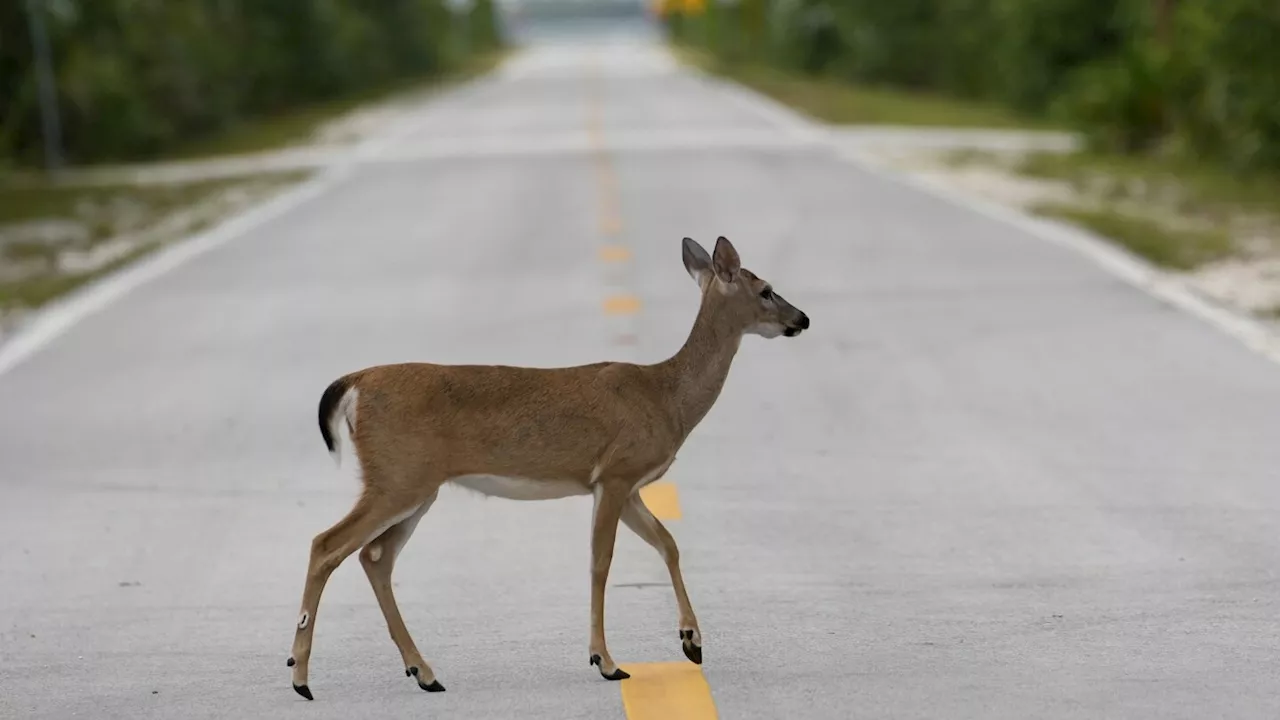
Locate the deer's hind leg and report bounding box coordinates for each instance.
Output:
[288,489,427,701]
[588,480,630,681]
[359,489,445,693]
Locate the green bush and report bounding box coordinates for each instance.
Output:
[991,0,1135,114]
[2,0,502,167]
[1052,38,1171,154]
[666,0,1280,172]
[1169,0,1280,171]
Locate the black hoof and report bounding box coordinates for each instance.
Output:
[682,642,703,664]
[419,679,447,693]
[286,657,295,667]
[590,654,630,681]
[407,665,445,691]
[293,684,313,701]
[680,630,703,665]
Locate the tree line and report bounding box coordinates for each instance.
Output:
[664,0,1280,173]
[1,0,503,167]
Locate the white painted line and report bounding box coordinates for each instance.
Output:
[0,171,343,379]
[702,62,1280,368]
[830,150,1280,366]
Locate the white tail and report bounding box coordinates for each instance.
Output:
[286,236,811,700]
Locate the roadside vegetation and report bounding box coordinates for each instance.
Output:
[662,0,1280,321]
[0,1,504,167]
[0,172,309,327]
[675,48,1047,131]
[0,1,505,333]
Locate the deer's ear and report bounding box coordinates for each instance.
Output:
[712,236,740,282]
[682,237,712,286]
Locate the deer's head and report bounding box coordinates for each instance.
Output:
[681,236,810,339]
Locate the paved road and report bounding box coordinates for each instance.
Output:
[3,30,1280,720]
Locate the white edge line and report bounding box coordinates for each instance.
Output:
[0,168,344,379]
[703,64,1280,368]
[840,153,1280,364]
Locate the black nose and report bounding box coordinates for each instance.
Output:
[798,313,810,330]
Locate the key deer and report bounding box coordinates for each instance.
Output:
[287,235,810,699]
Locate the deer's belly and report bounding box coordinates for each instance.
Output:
[450,474,590,501]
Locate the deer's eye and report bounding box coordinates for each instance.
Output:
[759,287,773,301]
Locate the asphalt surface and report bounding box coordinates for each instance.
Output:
[3,29,1280,720]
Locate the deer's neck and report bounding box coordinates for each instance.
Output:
[655,296,742,436]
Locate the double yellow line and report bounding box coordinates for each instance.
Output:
[586,61,717,720]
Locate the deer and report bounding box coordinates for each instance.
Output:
[286,235,810,700]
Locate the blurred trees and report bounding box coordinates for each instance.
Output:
[665,0,1280,172]
[1,0,503,166]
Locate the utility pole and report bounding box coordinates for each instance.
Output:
[24,0,65,173]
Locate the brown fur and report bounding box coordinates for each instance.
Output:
[286,236,810,698]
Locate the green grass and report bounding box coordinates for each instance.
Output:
[1035,203,1236,270]
[0,177,262,241]
[0,241,162,309]
[0,171,308,310]
[1017,150,1280,271]
[3,240,59,262]
[170,106,353,160]
[676,47,1052,130]
[1018,151,1280,220]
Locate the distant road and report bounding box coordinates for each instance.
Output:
[2,27,1279,720]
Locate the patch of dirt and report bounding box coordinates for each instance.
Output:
[0,172,307,325]
[918,164,1077,209]
[853,146,1077,211]
[1185,258,1280,317]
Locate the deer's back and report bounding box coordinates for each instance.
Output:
[347,361,676,484]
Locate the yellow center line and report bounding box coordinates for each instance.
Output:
[600,245,632,262]
[595,156,622,236]
[600,210,623,237]
[587,69,708,719]
[604,294,641,315]
[621,662,719,720]
[638,481,682,520]
[587,75,622,238]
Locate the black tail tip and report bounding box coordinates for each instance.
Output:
[317,376,351,453]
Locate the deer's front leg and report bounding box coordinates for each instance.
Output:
[588,482,630,680]
[621,495,701,664]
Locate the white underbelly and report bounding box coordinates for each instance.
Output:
[450,474,591,501]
